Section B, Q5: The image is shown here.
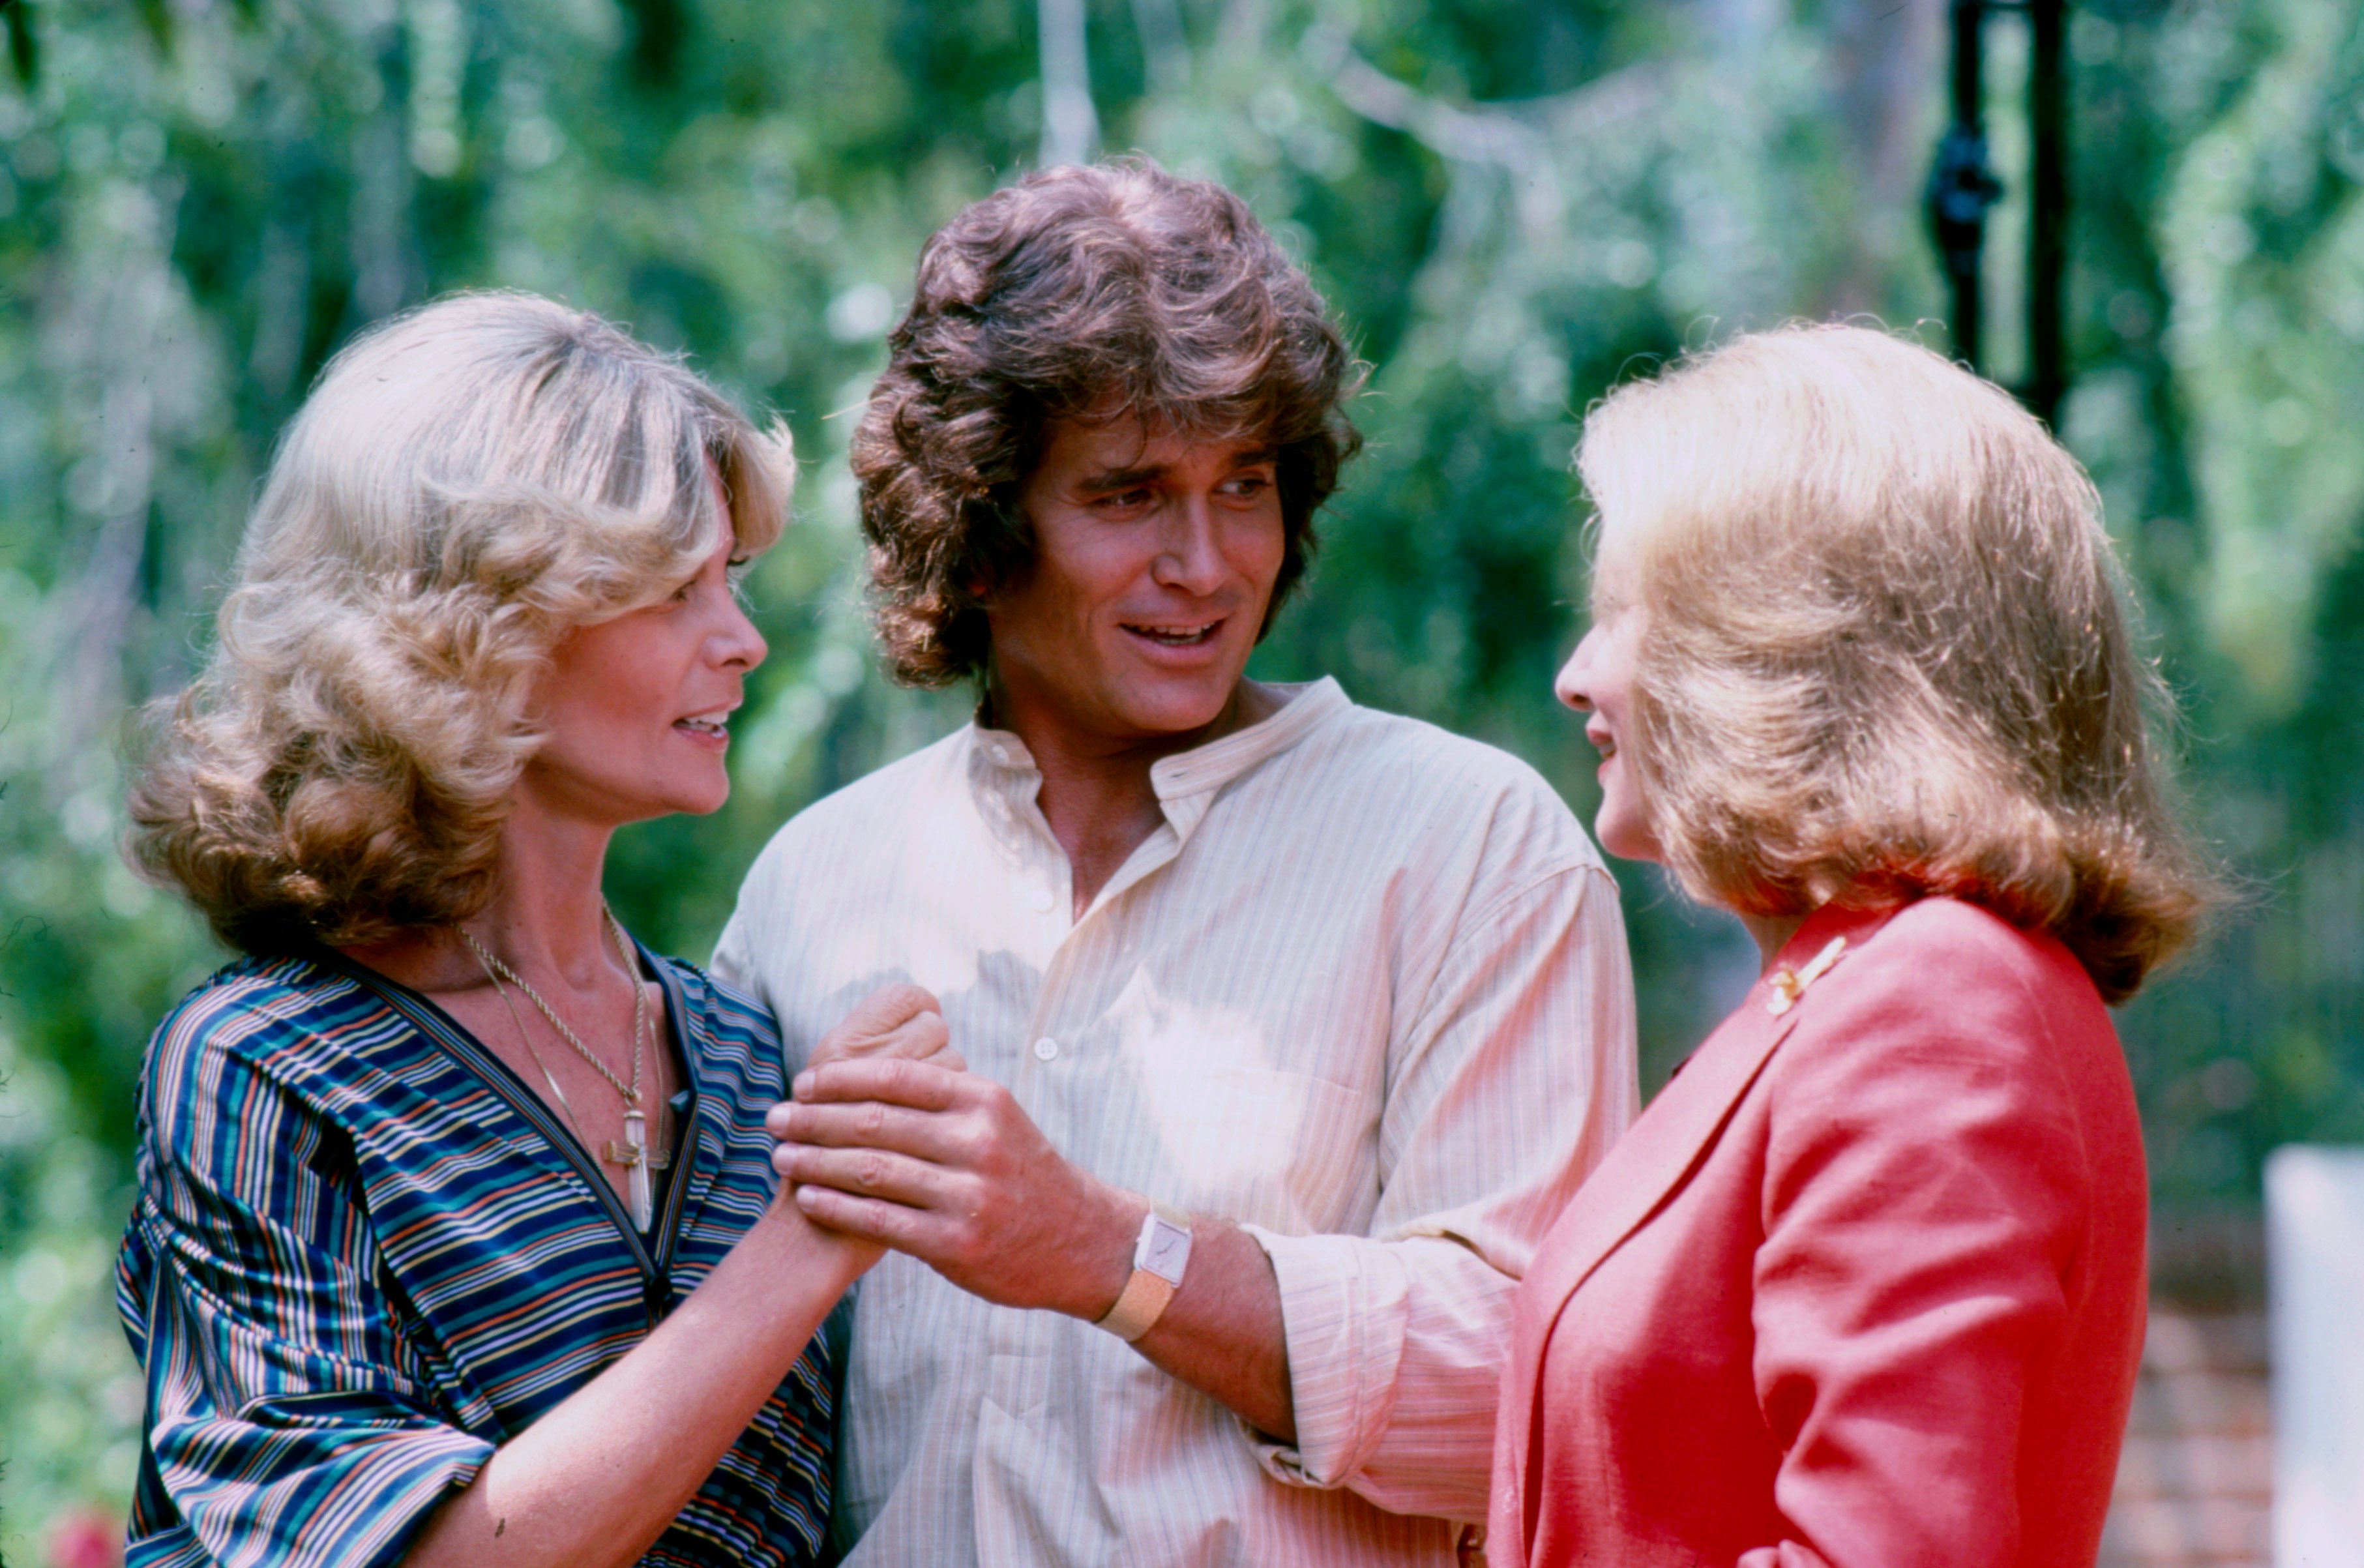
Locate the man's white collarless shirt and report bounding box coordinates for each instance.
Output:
[713,678,1638,1566]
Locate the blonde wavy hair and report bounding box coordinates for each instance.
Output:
[1580,323,2215,1003]
[128,291,793,953]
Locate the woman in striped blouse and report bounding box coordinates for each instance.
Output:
[119,292,945,1568]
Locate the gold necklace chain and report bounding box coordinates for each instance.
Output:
[458,905,650,1111]
[473,956,595,1148]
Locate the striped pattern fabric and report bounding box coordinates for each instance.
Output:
[116,946,835,1568]
[715,677,1640,1567]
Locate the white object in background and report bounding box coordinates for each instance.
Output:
[2268,1144,2364,1568]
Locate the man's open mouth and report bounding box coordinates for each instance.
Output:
[1123,621,1222,647]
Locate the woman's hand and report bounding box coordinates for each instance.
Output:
[803,983,965,1072]
[403,1129,874,1568]
[770,984,962,1265]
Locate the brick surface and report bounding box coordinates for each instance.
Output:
[2111,1434,2272,1501]
[2096,1308,2271,1568]
[2121,1370,2271,1440]
[2099,1496,2271,1561]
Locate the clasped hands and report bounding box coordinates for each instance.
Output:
[766,984,1136,1320]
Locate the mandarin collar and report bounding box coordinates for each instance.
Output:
[968,678,1348,799]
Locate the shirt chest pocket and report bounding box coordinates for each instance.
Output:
[1142,1065,1374,1231]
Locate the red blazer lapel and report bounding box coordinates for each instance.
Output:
[1520,999,1799,1334]
[1496,999,1799,1553]
[1516,902,1902,1322]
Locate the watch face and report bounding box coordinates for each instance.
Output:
[1142,1220,1191,1283]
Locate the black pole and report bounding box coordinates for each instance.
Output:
[1949,0,1985,368]
[2024,0,2069,424]
[3,0,37,88]
[1928,0,2002,372]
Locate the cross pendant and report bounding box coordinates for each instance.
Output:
[604,1107,666,1230]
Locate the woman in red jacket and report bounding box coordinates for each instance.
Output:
[1488,324,2217,1568]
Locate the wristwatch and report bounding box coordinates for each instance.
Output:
[1094,1200,1193,1342]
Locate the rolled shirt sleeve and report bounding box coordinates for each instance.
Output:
[122,1009,492,1568]
[1246,865,1638,1521]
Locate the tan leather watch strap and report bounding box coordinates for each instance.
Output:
[1096,1265,1177,1342]
[1094,1200,1192,1342]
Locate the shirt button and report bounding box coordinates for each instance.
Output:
[1027,887,1055,913]
[1032,1037,1059,1062]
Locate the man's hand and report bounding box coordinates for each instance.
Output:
[765,1058,1136,1321]
[804,983,966,1074]
[764,986,962,1273]
[770,1054,1299,1439]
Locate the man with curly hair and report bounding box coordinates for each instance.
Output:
[715,160,1637,1565]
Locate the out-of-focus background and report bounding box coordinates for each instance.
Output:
[0,0,2356,1561]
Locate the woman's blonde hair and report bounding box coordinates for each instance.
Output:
[128,291,794,953]
[1580,323,2214,1003]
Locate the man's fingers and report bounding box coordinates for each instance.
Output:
[794,1056,964,1110]
[793,1185,930,1251]
[774,1098,973,1162]
[790,1179,989,1275]
[775,1142,946,1209]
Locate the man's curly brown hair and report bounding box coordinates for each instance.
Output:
[851,158,1363,686]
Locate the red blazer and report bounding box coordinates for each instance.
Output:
[1487,899,2147,1568]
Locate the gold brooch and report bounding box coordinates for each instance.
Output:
[1767,935,1850,1016]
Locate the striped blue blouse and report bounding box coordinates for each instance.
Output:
[115,945,835,1568]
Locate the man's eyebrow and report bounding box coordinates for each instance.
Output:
[1080,463,1167,491]
[1078,447,1281,492]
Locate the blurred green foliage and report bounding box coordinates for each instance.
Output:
[2,0,2359,1550]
